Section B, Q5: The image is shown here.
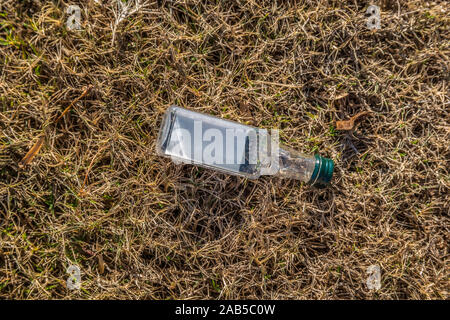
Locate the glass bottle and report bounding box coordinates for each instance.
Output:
[156,106,334,187]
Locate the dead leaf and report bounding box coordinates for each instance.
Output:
[20,135,45,167]
[336,111,372,131]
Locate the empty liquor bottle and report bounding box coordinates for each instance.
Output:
[156,106,334,187]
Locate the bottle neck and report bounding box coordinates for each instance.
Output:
[262,145,334,187]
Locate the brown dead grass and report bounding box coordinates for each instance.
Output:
[0,0,448,299]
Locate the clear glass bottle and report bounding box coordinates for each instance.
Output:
[156,106,334,187]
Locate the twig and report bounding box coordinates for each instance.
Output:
[54,85,93,124]
[79,145,106,197]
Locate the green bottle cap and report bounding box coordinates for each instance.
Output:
[309,154,334,188]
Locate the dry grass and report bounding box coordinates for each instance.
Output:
[0,0,448,299]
